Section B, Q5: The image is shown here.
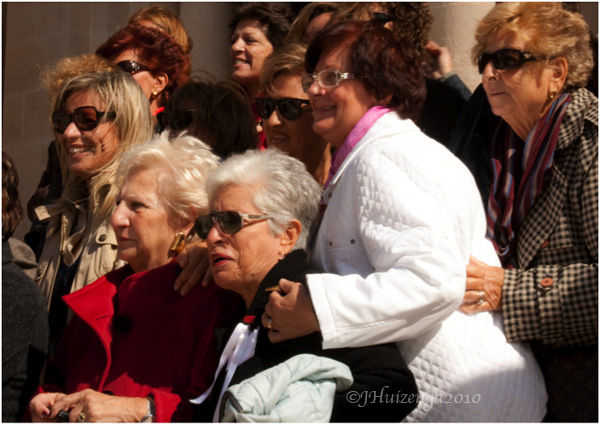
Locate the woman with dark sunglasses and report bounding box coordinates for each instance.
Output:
[30,132,242,422]
[258,43,331,186]
[263,20,547,421]
[190,148,417,422]
[96,23,190,131]
[457,4,598,422]
[32,70,153,356]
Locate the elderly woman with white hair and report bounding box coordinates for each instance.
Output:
[29,132,242,423]
[191,148,418,422]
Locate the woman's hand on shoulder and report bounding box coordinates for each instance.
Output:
[263,279,320,343]
[174,241,212,295]
[48,389,148,423]
[30,392,67,422]
[459,256,504,313]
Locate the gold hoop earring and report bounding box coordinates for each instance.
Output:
[169,232,186,256]
[549,90,557,100]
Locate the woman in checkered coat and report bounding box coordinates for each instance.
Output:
[459,3,598,421]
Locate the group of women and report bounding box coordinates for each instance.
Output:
[5,2,595,423]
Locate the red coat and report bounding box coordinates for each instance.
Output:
[42,259,242,422]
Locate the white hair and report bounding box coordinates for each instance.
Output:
[116,130,219,225]
[206,148,322,249]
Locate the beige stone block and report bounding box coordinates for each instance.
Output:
[5,3,36,43]
[67,30,92,56]
[68,2,92,34]
[44,31,70,64]
[2,94,24,144]
[4,39,45,95]
[23,90,53,145]
[37,2,70,36]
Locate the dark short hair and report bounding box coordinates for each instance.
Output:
[164,78,258,158]
[229,3,292,50]
[96,23,190,107]
[306,20,425,121]
[2,152,23,240]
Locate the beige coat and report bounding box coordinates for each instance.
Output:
[34,196,124,311]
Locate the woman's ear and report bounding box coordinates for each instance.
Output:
[280,219,301,253]
[550,57,568,93]
[152,72,169,98]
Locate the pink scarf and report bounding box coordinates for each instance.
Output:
[324,106,391,188]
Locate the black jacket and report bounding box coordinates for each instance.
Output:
[200,250,418,422]
[2,240,49,421]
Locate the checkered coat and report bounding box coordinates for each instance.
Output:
[502,88,598,348]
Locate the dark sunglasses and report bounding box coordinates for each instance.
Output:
[255,97,310,121]
[194,210,271,239]
[116,60,150,74]
[477,49,548,74]
[52,106,116,134]
[372,12,395,24]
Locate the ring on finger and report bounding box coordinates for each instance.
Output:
[265,317,273,330]
[78,412,87,423]
[476,290,485,305]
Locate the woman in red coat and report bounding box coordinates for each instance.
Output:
[29,132,242,422]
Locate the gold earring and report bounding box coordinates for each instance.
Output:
[169,232,186,256]
[549,90,557,100]
[151,91,158,101]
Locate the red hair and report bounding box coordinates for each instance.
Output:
[306,20,425,121]
[96,23,190,107]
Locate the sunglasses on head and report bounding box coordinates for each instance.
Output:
[116,60,150,74]
[372,12,395,24]
[477,49,548,74]
[194,210,271,239]
[52,106,116,134]
[255,97,310,121]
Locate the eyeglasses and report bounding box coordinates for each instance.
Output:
[194,210,271,239]
[255,97,310,121]
[166,110,197,131]
[52,106,116,134]
[477,49,548,74]
[372,12,395,24]
[116,60,150,74]
[301,70,357,93]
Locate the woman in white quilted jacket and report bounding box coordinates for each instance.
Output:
[263,19,547,422]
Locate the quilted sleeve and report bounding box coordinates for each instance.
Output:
[502,146,598,347]
[308,138,478,349]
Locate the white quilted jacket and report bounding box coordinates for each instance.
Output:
[307,112,547,421]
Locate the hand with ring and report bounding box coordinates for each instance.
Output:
[459,256,505,314]
[48,389,149,422]
[264,315,273,330]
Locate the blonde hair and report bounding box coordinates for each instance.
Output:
[53,71,153,222]
[261,43,306,95]
[42,54,116,106]
[129,5,193,56]
[472,2,593,90]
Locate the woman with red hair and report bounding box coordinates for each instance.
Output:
[264,20,547,421]
[96,23,190,130]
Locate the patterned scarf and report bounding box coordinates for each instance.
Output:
[486,93,572,268]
